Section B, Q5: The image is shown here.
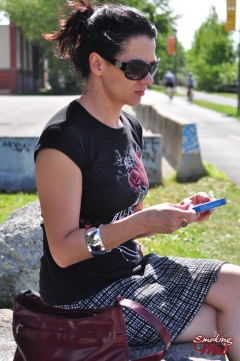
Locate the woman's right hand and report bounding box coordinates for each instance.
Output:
[141,201,198,235]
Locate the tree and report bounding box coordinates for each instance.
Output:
[0,0,185,91]
[0,0,65,41]
[187,6,237,92]
[125,0,186,82]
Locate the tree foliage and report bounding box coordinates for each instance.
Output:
[0,0,65,42]
[0,0,186,91]
[125,0,182,80]
[187,6,237,92]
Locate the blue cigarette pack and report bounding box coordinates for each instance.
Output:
[192,198,226,213]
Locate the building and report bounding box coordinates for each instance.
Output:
[0,16,44,95]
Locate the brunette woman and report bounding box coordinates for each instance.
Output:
[35,2,240,359]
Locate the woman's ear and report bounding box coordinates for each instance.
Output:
[89,52,104,77]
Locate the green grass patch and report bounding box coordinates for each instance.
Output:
[1,163,239,266]
[0,192,39,224]
[193,100,240,121]
[140,162,240,266]
[210,92,237,99]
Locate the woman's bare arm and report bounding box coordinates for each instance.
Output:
[36,148,207,268]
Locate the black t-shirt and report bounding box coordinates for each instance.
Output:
[34,100,149,305]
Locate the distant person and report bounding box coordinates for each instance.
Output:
[164,70,175,99]
[187,72,194,101]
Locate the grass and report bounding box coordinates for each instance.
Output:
[140,162,240,266]
[0,191,39,224]
[210,92,237,99]
[193,100,240,122]
[1,163,239,266]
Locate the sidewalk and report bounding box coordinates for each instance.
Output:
[142,89,240,187]
[177,87,237,107]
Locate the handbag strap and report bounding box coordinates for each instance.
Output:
[118,298,171,361]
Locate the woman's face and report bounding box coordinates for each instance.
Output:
[101,35,157,107]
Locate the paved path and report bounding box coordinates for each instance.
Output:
[177,87,238,107]
[0,95,75,137]
[142,90,240,187]
[1,92,240,187]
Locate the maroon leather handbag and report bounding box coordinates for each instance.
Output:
[12,290,171,361]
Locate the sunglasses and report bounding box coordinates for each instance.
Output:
[100,54,160,80]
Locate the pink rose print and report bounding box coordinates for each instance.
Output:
[129,167,143,190]
[128,152,148,189]
[114,146,148,191]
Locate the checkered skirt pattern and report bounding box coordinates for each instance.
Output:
[60,254,225,351]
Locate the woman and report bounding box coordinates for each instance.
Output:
[35,1,240,359]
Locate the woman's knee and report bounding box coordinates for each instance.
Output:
[204,263,240,311]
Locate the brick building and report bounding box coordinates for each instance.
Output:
[0,18,44,94]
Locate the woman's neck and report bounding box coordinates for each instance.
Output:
[78,88,123,129]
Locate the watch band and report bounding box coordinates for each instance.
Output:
[85,225,111,256]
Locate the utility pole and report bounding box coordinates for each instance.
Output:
[173,29,177,86]
[238,28,240,115]
[225,0,238,114]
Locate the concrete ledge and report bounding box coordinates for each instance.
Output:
[0,133,163,191]
[134,103,206,182]
[0,309,226,361]
[130,343,226,360]
[142,133,162,185]
[0,137,37,192]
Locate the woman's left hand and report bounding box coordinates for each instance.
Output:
[179,192,215,222]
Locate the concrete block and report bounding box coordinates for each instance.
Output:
[130,342,226,360]
[0,137,38,192]
[177,123,207,182]
[142,134,162,185]
[134,103,206,182]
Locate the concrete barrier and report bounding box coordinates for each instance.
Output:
[0,137,37,192]
[134,103,206,182]
[142,134,162,185]
[0,101,206,191]
[0,134,162,191]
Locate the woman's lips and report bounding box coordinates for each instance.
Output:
[135,90,145,96]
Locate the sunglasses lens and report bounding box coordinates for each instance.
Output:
[125,60,159,80]
[125,61,149,80]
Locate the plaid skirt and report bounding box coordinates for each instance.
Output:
[59,253,225,352]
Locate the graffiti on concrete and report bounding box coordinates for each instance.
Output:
[1,140,32,152]
[142,136,162,184]
[182,125,199,164]
[142,137,161,163]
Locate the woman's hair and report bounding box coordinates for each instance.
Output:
[43,1,157,79]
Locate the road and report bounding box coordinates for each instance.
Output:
[0,92,240,187]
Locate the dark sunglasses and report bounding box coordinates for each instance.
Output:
[100,54,160,80]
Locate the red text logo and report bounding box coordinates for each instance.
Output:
[193,333,233,356]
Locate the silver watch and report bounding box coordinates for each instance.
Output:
[85,225,111,256]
